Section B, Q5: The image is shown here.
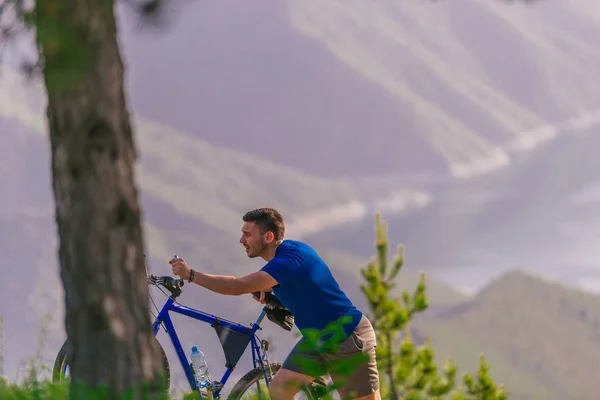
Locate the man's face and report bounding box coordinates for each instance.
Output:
[240,222,268,258]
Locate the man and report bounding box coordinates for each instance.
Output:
[170,208,380,400]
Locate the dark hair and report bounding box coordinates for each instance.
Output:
[242,208,285,241]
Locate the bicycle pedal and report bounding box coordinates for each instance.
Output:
[207,381,224,392]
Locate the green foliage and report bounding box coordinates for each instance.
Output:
[67,380,171,400]
[0,318,68,400]
[0,315,4,378]
[360,213,507,400]
[28,0,93,92]
[0,378,173,400]
[0,377,68,399]
[0,361,170,400]
[292,316,370,399]
[460,355,507,400]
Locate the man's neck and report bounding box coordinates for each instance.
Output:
[261,240,282,262]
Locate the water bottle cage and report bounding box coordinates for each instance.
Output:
[190,361,222,395]
[206,381,224,393]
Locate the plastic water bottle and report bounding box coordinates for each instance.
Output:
[190,346,212,392]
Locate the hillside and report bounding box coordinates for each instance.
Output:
[417,270,600,400]
[316,123,600,279]
[118,0,600,179]
[113,0,600,278]
[5,0,600,277]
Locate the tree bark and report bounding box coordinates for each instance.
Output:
[35,0,165,398]
[386,331,400,400]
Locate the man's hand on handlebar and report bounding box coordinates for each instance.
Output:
[251,290,287,310]
[169,257,191,281]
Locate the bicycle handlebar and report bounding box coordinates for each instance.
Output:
[148,274,185,287]
[148,274,184,298]
[252,291,295,331]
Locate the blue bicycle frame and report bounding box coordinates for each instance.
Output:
[151,296,271,399]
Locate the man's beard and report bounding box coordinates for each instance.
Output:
[247,238,267,258]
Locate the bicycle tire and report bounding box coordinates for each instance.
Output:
[51,338,171,391]
[226,362,329,400]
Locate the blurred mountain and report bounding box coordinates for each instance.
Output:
[417,270,600,400]
[314,123,600,284]
[115,0,600,277]
[118,0,600,179]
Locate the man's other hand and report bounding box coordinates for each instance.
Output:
[253,290,267,304]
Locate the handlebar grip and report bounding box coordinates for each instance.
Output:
[172,254,181,280]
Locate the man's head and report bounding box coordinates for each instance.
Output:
[240,208,285,259]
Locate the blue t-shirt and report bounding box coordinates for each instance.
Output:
[260,240,363,340]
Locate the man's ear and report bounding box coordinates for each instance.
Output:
[264,231,275,244]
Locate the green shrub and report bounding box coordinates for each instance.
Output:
[360,213,506,400]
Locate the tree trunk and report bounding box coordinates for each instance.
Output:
[386,331,400,400]
[35,1,165,398]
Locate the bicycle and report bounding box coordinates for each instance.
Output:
[51,273,328,399]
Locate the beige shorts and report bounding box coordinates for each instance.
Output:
[282,315,379,398]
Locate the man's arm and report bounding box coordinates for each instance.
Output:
[191,270,278,296]
[170,257,277,295]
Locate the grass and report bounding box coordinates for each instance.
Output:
[0,379,68,400]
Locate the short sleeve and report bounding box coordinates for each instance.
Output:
[260,256,294,286]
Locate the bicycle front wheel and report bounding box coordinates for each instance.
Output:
[51,338,171,391]
[226,362,330,400]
